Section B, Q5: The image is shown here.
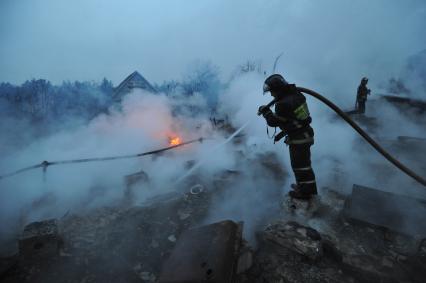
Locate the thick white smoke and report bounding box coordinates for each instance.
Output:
[1,71,425,252]
[1,0,426,252]
[0,90,238,247]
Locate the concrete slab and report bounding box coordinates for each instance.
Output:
[159,220,242,283]
[18,219,61,259]
[343,185,426,237]
[397,136,426,143]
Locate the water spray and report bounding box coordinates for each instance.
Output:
[174,120,253,185]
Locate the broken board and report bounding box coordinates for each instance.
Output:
[159,220,242,283]
[344,184,426,237]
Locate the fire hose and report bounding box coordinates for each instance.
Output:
[0,138,204,180]
[259,87,426,187]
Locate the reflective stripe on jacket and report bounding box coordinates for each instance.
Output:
[262,84,314,144]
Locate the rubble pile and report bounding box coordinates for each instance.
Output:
[0,149,425,282]
[238,187,426,283]
[243,220,352,283]
[3,182,424,282]
[0,189,210,283]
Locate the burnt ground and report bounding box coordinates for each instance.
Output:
[1,171,426,282]
[245,188,426,283]
[0,190,211,283]
[1,124,426,282]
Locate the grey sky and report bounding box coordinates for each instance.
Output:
[0,0,425,86]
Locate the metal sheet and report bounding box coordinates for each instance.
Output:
[159,220,242,283]
[344,184,426,236]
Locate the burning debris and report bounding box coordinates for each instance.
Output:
[1,1,426,282]
[1,92,425,283]
[168,136,182,146]
[1,66,425,283]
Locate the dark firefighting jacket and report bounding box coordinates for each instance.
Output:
[357,84,370,101]
[262,84,314,144]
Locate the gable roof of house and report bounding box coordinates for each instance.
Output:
[113,71,157,100]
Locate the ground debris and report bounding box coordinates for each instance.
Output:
[1,163,426,282]
[245,221,351,283]
[263,220,322,261]
[159,220,243,283]
[18,219,62,260]
[1,185,211,283]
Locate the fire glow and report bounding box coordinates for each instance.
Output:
[169,136,182,146]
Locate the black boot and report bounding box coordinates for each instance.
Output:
[289,183,317,200]
[290,183,299,191]
[289,190,314,200]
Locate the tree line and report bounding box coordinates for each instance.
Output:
[0,78,114,123]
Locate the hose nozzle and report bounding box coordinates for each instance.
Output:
[257,98,277,116]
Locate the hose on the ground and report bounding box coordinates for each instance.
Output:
[0,137,204,180]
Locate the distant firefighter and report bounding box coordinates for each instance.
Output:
[356,77,371,114]
[258,74,317,200]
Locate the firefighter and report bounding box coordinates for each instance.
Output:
[356,77,371,114]
[258,74,317,200]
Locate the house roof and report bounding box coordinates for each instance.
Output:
[113,71,157,100]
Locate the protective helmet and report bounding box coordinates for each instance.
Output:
[263,74,288,93]
[361,77,368,83]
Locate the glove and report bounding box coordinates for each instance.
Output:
[274,130,286,143]
[258,105,270,116]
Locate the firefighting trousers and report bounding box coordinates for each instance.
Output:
[357,99,366,113]
[288,143,317,195]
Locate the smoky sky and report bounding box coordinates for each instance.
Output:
[1,0,426,87]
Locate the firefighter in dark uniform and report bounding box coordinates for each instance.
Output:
[258,74,317,200]
[356,77,371,114]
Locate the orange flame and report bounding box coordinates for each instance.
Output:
[169,136,182,146]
